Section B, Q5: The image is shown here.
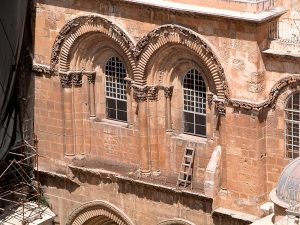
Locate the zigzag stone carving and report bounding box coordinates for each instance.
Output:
[50,16,229,100]
[50,15,135,72]
[65,200,135,225]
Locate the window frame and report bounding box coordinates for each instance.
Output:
[104,56,128,122]
[182,68,207,137]
[285,92,300,159]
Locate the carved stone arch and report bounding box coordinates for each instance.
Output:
[66,200,135,225]
[157,218,196,225]
[50,15,135,72]
[267,75,300,110]
[135,24,229,99]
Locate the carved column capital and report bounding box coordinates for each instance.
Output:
[124,77,133,90]
[84,71,96,84]
[59,72,72,88]
[215,100,226,116]
[132,85,148,102]
[147,85,159,101]
[70,71,83,87]
[163,86,174,99]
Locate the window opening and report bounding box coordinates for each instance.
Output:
[183,69,206,137]
[105,57,127,122]
[285,93,300,159]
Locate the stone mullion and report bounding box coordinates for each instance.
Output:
[125,77,133,127]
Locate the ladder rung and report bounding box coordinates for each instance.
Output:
[184,155,193,158]
[182,163,191,166]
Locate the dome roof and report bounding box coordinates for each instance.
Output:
[270,157,300,208]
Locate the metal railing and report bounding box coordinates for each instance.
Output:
[269,18,300,44]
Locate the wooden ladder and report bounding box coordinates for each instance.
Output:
[177,147,195,189]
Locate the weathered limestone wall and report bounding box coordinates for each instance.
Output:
[40,168,214,225]
[33,0,295,223]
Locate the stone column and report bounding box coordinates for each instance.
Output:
[164,86,174,131]
[125,77,133,126]
[147,86,159,172]
[86,72,96,117]
[71,72,83,155]
[134,85,150,173]
[60,72,75,156]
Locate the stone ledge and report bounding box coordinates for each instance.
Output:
[213,207,259,223]
[122,0,287,23]
[37,166,210,200]
[262,48,300,60]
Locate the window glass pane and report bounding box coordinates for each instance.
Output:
[195,114,206,126]
[184,122,194,134]
[285,93,300,159]
[105,57,127,122]
[195,125,206,136]
[184,112,194,123]
[107,108,116,119]
[106,98,116,109]
[117,110,127,122]
[183,69,206,136]
[117,100,127,111]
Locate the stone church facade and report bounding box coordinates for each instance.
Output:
[32,0,300,224]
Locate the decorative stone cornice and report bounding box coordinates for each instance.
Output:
[32,63,55,75]
[228,75,300,113]
[58,71,96,88]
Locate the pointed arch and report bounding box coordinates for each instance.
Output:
[50,15,135,72]
[135,24,229,99]
[66,200,135,225]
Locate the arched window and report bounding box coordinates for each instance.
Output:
[183,69,206,137]
[105,57,127,122]
[285,93,300,159]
